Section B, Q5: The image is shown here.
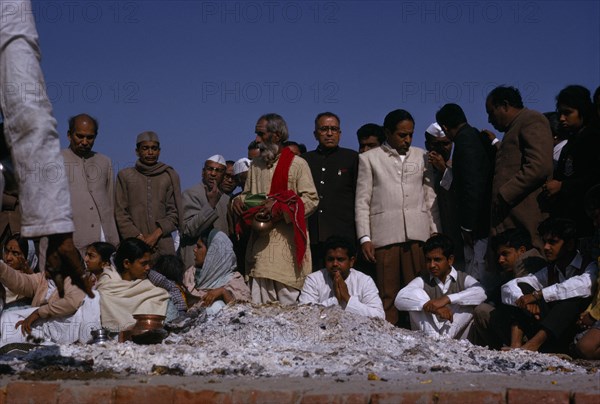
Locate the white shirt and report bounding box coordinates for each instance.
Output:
[501,252,598,305]
[299,268,385,319]
[394,267,486,311]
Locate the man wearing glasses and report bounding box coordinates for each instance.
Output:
[302,112,358,272]
[115,131,183,257]
[179,155,230,268]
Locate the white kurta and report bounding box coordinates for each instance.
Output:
[394,268,486,338]
[299,268,385,319]
[501,253,598,306]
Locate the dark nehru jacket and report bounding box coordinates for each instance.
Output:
[302,146,358,244]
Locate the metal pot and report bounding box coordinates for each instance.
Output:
[252,211,273,234]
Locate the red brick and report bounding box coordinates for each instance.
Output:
[573,391,600,404]
[174,388,232,404]
[436,391,503,404]
[58,385,114,404]
[299,392,370,404]
[507,388,570,404]
[370,391,434,404]
[6,382,60,404]
[231,389,299,404]
[114,385,175,404]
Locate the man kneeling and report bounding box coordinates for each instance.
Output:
[299,236,384,319]
[394,234,486,338]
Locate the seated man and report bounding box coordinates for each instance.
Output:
[501,218,598,352]
[299,236,384,319]
[394,234,486,338]
[469,228,546,348]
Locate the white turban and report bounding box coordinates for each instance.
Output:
[206,154,226,166]
[233,158,251,175]
[425,122,445,138]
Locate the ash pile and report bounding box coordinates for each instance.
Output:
[55,303,584,377]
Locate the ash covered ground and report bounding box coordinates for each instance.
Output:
[46,303,587,377]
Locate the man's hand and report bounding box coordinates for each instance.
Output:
[577,311,596,328]
[427,151,447,172]
[140,227,162,249]
[205,183,222,209]
[423,296,450,313]
[361,241,376,263]
[232,197,246,216]
[543,179,562,197]
[16,310,40,336]
[525,303,541,319]
[434,306,453,322]
[515,293,537,309]
[332,271,351,305]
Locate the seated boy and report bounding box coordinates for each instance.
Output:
[299,236,384,319]
[501,218,598,353]
[469,228,546,348]
[394,233,486,338]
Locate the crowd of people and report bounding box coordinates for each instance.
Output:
[1,83,599,360]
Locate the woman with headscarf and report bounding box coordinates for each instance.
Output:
[183,229,250,315]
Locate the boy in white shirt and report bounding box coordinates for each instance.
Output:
[395,234,486,338]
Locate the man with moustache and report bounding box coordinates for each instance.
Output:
[299,235,384,318]
[115,131,182,257]
[61,114,119,255]
[355,109,441,326]
[303,112,358,271]
[232,113,318,304]
[179,155,230,268]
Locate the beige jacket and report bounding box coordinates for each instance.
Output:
[0,261,85,318]
[355,143,440,248]
[62,148,119,252]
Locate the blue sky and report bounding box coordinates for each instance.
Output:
[27,0,600,189]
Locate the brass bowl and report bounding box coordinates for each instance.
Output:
[252,211,273,234]
[131,314,166,333]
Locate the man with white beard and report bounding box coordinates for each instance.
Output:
[232,114,318,304]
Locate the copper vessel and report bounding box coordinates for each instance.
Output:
[252,211,273,234]
[131,314,166,332]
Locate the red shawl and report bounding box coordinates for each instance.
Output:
[237,147,307,267]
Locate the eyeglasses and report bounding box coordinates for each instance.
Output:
[318,126,340,134]
[204,166,225,174]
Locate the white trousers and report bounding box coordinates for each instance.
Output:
[0,0,73,237]
[409,305,475,339]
